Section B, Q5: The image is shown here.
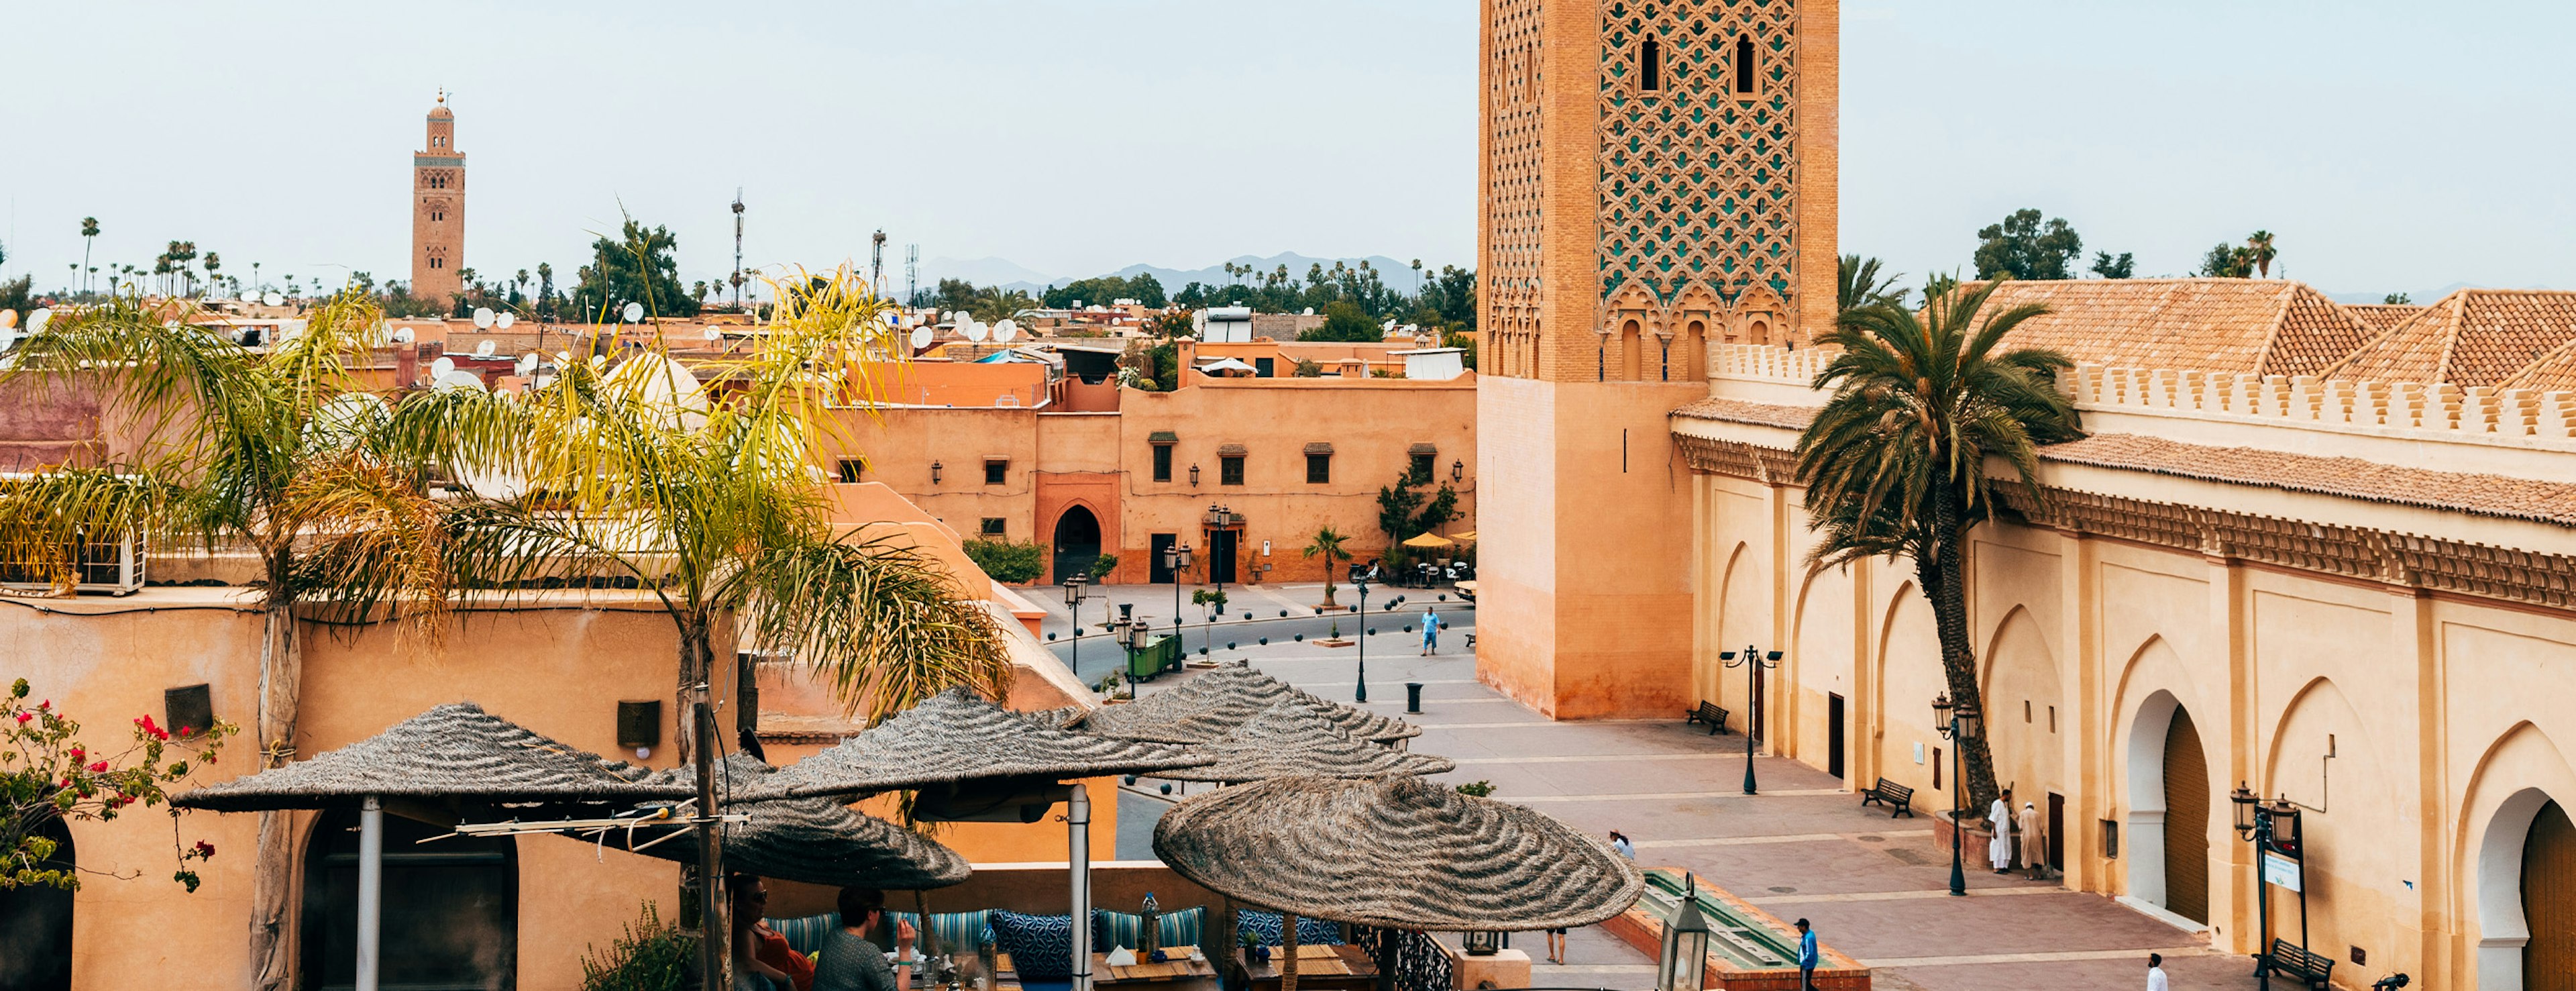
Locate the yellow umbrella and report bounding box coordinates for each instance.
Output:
[1452,531,1477,543]
[1402,533,1454,549]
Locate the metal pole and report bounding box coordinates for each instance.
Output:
[1069,784,1094,991]
[694,674,726,991]
[357,795,382,991]
[1355,582,1370,703]
[2255,813,2273,985]
[1948,720,1967,897]
[1743,645,1760,795]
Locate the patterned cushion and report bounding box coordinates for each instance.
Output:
[1092,905,1207,953]
[885,909,997,954]
[1236,909,1345,946]
[767,912,841,958]
[991,910,1078,980]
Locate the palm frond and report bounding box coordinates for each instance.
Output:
[285,456,455,642]
[741,531,1016,727]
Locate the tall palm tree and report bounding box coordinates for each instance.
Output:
[1794,279,2082,816]
[78,217,98,297]
[967,286,1038,325]
[1303,527,1352,608]
[2245,230,2277,278]
[1837,254,1904,313]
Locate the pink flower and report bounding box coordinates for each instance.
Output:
[13,713,27,725]
[193,840,216,858]
[89,761,109,773]
[68,747,83,761]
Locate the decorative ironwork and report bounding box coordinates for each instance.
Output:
[1352,927,1455,991]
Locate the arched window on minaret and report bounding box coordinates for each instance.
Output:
[1735,34,1756,93]
[1640,36,1662,92]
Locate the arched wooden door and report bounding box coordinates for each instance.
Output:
[0,817,74,990]
[302,809,519,989]
[1051,505,1103,585]
[2527,800,2576,990]
[2162,707,2210,924]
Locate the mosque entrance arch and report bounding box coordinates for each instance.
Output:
[1051,505,1103,584]
[2125,684,2211,926]
[2524,800,2576,989]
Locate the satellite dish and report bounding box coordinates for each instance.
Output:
[704,326,723,341]
[946,310,968,325]
[472,307,495,329]
[963,320,989,342]
[0,327,22,354]
[264,291,285,307]
[390,327,415,344]
[621,301,644,323]
[995,319,1020,342]
[516,353,539,376]
[474,340,498,358]
[908,326,934,350]
[0,309,16,329]
[432,369,486,392]
[26,309,52,335]
[430,356,456,378]
[556,350,574,363]
[495,311,515,329]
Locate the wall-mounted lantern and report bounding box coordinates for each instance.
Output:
[930,460,943,484]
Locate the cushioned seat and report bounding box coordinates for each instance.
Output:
[885,909,998,955]
[1236,909,1344,946]
[1093,905,1207,953]
[991,910,1079,980]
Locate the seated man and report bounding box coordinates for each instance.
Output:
[814,886,917,991]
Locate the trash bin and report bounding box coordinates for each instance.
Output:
[1406,682,1424,715]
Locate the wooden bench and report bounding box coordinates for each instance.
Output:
[1860,778,1915,818]
[2258,939,2334,990]
[1684,700,1731,736]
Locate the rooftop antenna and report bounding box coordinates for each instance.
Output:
[731,188,746,310]
[905,244,919,307]
[871,230,888,301]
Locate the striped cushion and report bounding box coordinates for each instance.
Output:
[991,910,1077,980]
[1236,909,1345,947]
[767,912,841,958]
[885,910,997,954]
[1092,905,1207,953]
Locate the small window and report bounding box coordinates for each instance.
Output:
[979,518,1006,537]
[1254,357,1275,378]
[1220,456,1245,486]
[984,460,1008,485]
[1409,452,1435,482]
[1933,748,1943,790]
[835,458,863,484]
[1640,36,1662,92]
[1735,34,1756,93]
[2024,700,2033,723]
[1152,445,1173,482]
[1306,454,1331,484]
[2049,705,2057,733]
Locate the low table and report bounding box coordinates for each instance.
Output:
[1235,944,1378,991]
[999,951,1220,991]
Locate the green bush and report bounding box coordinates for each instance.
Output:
[1454,780,1497,798]
[581,902,693,991]
[1088,553,1119,581]
[962,538,1045,584]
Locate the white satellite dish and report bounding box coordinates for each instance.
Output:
[26,309,52,335]
[908,326,934,351]
[516,353,539,376]
[474,340,498,358]
[947,310,969,325]
[994,319,1020,342]
[0,326,23,354]
[621,301,644,323]
[704,326,723,341]
[263,291,284,307]
[430,356,456,378]
[390,327,415,344]
[495,311,515,329]
[472,307,495,329]
[433,369,486,392]
[963,320,989,342]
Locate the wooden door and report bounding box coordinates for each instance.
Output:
[2163,707,2210,924]
[2047,792,2066,869]
[2527,800,2576,991]
[1827,694,1846,780]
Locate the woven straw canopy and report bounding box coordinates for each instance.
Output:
[1079,664,1419,745]
[589,756,969,890]
[755,688,1210,800]
[174,702,691,813]
[1163,701,1455,783]
[1152,775,1643,932]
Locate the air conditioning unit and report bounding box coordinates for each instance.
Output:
[0,530,147,596]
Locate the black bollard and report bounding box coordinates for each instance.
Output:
[1406,682,1424,715]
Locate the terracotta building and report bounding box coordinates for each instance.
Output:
[411,91,465,303]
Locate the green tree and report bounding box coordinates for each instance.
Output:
[967,286,1038,325]
[1375,471,1460,544]
[1302,526,1354,607]
[1837,255,1904,313]
[537,262,558,319]
[961,539,1045,583]
[1300,301,1382,342]
[1971,209,2083,282]
[2088,252,2134,279]
[1795,280,2082,817]
[574,217,700,319]
[2245,230,2277,278]
[1118,338,1178,392]
[2198,242,2254,278]
[2383,292,2411,305]
[1147,309,1193,338]
[78,217,99,298]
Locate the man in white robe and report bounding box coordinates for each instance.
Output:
[2017,800,2048,878]
[1988,788,2016,872]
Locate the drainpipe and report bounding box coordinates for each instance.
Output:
[358,795,383,991]
[1069,784,1094,991]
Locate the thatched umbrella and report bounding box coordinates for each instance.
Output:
[1079,663,1419,745]
[1161,700,1454,784]
[574,755,971,890]
[754,687,1211,800]
[1154,776,1644,991]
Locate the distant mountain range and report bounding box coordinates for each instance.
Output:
[916,252,1444,296]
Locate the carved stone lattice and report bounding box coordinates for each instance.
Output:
[1598,0,1801,320]
[1485,0,1548,378]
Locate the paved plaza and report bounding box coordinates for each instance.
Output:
[1044,586,2257,991]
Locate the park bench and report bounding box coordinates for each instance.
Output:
[2258,939,2334,990]
[1685,700,1731,736]
[1860,778,1915,818]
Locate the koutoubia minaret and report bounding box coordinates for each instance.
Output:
[1474,0,1837,718]
[411,90,466,303]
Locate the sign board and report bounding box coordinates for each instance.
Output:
[2263,851,2303,892]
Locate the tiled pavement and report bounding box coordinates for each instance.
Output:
[1102,613,2256,991]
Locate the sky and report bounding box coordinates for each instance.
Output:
[2,1,2571,302]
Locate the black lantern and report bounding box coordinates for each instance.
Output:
[2231,782,2260,838]
[930,460,943,484]
[1189,462,1201,486]
[1656,877,1711,991]
[1463,931,1501,957]
[1451,459,1465,482]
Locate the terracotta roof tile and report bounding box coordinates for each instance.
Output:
[2324,289,2576,388]
[1668,397,1816,429]
[1968,279,2376,378]
[2036,433,2576,526]
[2345,304,2426,333]
[2501,337,2576,393]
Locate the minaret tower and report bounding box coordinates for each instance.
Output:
[411,90,466,303]
[1474,0,1837,717]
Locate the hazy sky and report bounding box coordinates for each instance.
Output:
[3,1,2570,300]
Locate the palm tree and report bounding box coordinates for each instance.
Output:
[78,217,98,297]
[967,286,1038,325]
[1303,526,1353,609]
[2245,231,2277,278]
[1837,254,1904,313]
[1794,279,2082,816]
[203,252,221,295]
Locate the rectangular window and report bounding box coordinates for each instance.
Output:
[835,458,863,484]
[2024,700,2033,723]
[1152,445,1173,482]
[984,460,1007,485]
[1220,456,1245,486]
[1933,748,1943,790]
[1409,452,1435,482]
[1306,454,1331,484]
[979,518,1006,537]
[2049,705,2057,733]
[1254,358,1275,378]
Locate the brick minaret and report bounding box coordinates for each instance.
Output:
[1474,0,1838,717]
[411,91,466,303]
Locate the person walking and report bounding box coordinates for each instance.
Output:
[1420,608,1442,656]
[2016,800,2049,879]
[1543,925,1567,965]
[2145,953,2169,991]
[1988,787,2017,873]
[1794,919,1819,991]
[1609,831,1635,859]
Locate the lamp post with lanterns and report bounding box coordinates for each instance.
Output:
[2232,783,2308,985]
[1656,874,1713,991]
[1164,541,1193,648]
[1719,645,1782,794]
[1061,574,1088,680]
[1350,563,1373,703]
[1933,692,1983,897]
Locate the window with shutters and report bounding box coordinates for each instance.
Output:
[1306,454,1330,484]
[1220,456,1244,486]
[1152,444,1173,482]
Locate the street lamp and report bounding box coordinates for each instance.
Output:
[1933,692,1983,897]
[1719,645,1782,794]
[1164,541,1193,651]
[1655,874,1712,991]
[1061,574,1088,680]
[2233,783,2309,985]
[1350,563,1373,703]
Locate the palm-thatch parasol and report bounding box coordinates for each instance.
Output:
[754,687,1211,800]
[172,701,691,813]
[1161,700,1454,783]
[561,755,971,890]
[1077,663,1419,745]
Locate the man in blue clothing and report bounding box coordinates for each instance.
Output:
[1794,918,1818,991]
